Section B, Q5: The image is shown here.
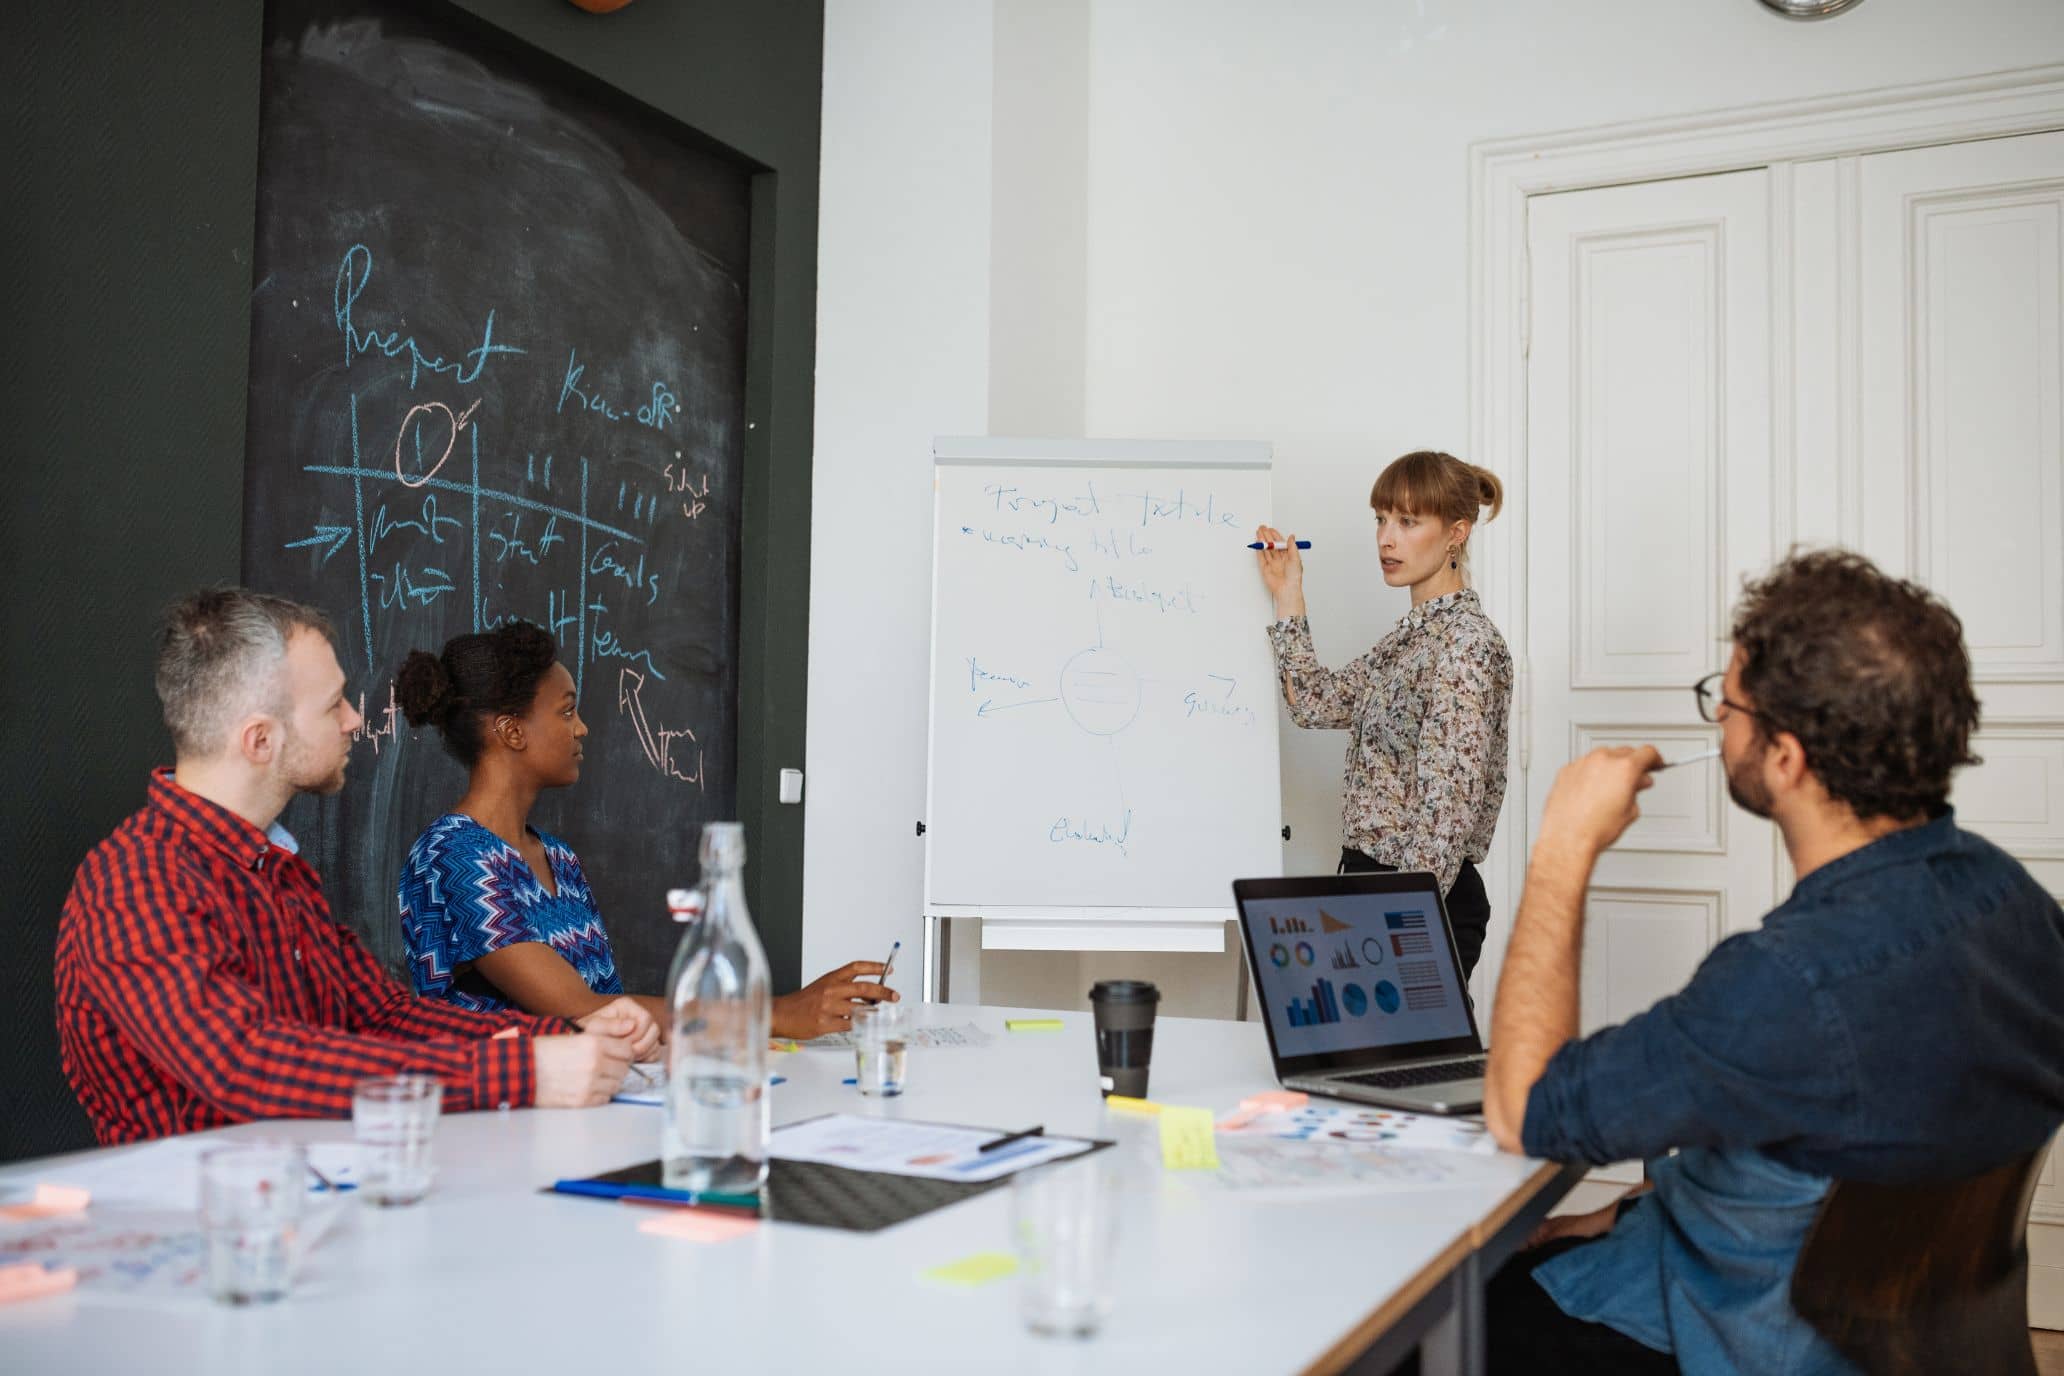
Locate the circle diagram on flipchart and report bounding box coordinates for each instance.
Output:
[1059,646,1143,736]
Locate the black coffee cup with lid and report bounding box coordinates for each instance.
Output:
[1088,979,1160,1098]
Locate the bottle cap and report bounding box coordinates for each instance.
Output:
[666,888,701,921]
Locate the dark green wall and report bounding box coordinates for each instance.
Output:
[0,0,821,1162]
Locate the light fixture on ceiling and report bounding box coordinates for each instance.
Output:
[1757,0,1866,17]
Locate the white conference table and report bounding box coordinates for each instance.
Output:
[0,1004,1578,1375]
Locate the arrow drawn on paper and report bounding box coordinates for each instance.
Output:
[976,697,1059,718]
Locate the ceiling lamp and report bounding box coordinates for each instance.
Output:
[1757,0,1866,17]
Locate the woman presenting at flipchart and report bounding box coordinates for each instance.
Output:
[1254,450,1513,979]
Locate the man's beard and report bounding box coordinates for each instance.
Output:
[1725,745,1774,819]
[280,728,350,797]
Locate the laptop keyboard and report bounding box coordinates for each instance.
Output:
[1335,1057,1487,1090]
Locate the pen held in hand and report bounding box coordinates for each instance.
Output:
[1247,540,1312,551]
[1656,747,1721,771]
[878,939,900,985]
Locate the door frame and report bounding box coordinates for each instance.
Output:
[1466,63,2064,1260]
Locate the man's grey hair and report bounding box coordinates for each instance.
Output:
[155,588,337,758]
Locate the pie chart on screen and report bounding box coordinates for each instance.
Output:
[1342,983,1369,1017]
[1373,980,1402,1014]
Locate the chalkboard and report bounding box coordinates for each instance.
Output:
[925,439,1284,921]
[242,0,748,991]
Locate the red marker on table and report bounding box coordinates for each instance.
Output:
[1247,540,1312,551]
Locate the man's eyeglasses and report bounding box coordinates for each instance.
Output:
[1692,671,1767,727]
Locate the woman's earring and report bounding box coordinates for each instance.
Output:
[1449,547,1459,570]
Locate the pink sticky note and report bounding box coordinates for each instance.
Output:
[1239,1090,1309,1113]
[637,1209,759,1244]
[0,1262,78,1305]
[0,1184,90,1221]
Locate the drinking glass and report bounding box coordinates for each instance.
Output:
[199,1142,306,1305]
[1011,1153,1120,1337]
[852,1002,909,1097]
[353,1075,442,1206]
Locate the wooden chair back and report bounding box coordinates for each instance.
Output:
[1790,1146,2048,1376]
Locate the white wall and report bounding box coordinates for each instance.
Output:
[808,0,2064,1000]
[805,0,993,982]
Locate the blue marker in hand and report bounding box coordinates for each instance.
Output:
[1247,539,1311,551]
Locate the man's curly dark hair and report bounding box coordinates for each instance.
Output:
[394,621,560,768]
[1731,549,1980,822]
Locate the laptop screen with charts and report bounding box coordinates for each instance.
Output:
[1232,872,1484,1079]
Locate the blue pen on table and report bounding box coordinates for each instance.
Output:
[1247,540,1311,551]
[307,1161,354,1193]
[552,1178,760,1211]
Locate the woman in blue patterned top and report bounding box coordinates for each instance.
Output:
[395,621,897,1046]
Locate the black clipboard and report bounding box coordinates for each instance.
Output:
[558,1121,1114,1233]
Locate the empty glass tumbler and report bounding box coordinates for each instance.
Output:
[199,1142,307,1305]
[353,1074,442,1206]
[1011,1153,1121,1338]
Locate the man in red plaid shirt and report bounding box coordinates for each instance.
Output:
[56,588,649,1144]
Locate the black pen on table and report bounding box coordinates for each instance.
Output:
[979,1124,1045,1155]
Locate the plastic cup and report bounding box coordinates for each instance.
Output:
[353,1075,442,1206]
[199,1142,306,1305]
[1087,980,1160,1098]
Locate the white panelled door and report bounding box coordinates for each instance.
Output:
[1852,129,2064,1325]
[1518,169,1784,1180]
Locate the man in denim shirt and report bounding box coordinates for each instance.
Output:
[1481,551,2064,1375]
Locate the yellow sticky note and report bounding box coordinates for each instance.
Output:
[1159,1106,1221,1171]
[637,1210,759,1244]
[922,1251,1019,1287]
[1105,1095,1163,1115]
[1005,1019,1063,1032]
[770,1040,801,1053]
[0,1184,90,1221]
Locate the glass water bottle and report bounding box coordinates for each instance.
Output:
[662,822,771,1192]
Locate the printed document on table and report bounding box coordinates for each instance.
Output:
[0,1135,364,1213]
[1218,1103,1498,1156]
[1199,1136,1515,1197]
[800,1021,995,1051]
[614,1063,786,1106]
[769,1113,1092,1183]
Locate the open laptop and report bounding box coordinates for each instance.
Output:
[1232,871,1487,1114]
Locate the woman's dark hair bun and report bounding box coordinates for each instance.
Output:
[394,649,457,728]
[399,621,561,769]
[499,619,555,668]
